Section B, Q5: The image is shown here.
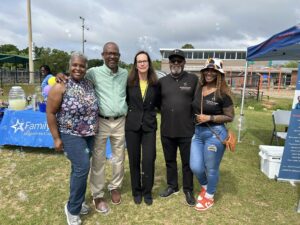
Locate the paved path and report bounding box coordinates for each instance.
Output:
[232,88,295,99]
[263,89,294,99]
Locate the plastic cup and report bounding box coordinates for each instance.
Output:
[38,102,47,113]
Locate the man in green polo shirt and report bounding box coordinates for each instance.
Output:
[86,42,128,213]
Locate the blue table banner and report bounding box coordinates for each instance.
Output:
[0,109,54,148]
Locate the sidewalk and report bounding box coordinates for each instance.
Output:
[232,88,295,99]
[263,89,294,99]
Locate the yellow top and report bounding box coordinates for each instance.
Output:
[139,79,148,99]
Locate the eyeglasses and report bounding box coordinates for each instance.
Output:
[103,52,120,57]
[170,59,184,64]
[137,60,148,64]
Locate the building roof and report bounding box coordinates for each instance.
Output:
[0,53,29,64]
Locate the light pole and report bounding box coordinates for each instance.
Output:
[79,16,89,54]
[27,0,34,84]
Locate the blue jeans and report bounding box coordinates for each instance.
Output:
[61,133,94,215]
[190,124,227,195]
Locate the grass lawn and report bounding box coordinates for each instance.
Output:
[0,95,300,224]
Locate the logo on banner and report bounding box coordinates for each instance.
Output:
[11,119,25,133]
[10,119,49,134]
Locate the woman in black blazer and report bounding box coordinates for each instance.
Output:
[126,51,158,205]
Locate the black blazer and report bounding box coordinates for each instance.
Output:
[125,83,158,132]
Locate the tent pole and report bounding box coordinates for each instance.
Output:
[238,61,248,142]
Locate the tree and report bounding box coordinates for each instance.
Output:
[88,59,103,69]
[181,43,194,49]
[19,47,29,56]
[119,61,132,71]
[0,44,19,54]
[34,48,69,73]
[284,61,298,68]
[0,44,71,73]
[0,44,24,69]
[152,60,161,70]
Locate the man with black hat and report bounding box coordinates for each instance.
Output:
[157,49,198,206]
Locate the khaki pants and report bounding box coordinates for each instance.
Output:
[90,116,125,199]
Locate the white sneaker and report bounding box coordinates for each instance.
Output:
[64,204,82,225]
[80,202,90,215]
[197,187,206,201]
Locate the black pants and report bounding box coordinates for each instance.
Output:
[161,136,193,193]
[126,129,156,198]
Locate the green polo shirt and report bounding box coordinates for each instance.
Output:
[86,64,128,117]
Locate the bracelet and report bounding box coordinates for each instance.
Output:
[210,115,214,122]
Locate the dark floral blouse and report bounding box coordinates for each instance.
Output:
[57,78,99,136]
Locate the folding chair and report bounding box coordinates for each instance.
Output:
[270,110,291,145]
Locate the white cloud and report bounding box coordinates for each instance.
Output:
[0,0,299,63]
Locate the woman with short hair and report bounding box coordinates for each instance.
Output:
[47,52,99,225]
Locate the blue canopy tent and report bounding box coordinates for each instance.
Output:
[238,24,300,142]
[240,24,300,213]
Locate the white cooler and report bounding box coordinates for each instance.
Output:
[259,145,284,179]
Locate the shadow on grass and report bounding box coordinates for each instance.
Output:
[217,169,238,201]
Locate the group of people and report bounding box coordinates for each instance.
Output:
[46,42,234,225]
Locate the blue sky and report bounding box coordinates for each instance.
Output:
[1,0,300,63]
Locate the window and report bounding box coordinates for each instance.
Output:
[237,52,246,59]
[214,52,225,59]
[285,74,291,86]
[226,52,236,59]
[184,51,193,59]
[204,51,214,59]
[193,52,203,59]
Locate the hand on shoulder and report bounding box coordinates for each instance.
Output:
[55,73,69,83]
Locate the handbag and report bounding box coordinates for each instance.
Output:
[222,129,237,152]
[200,89,236,152]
